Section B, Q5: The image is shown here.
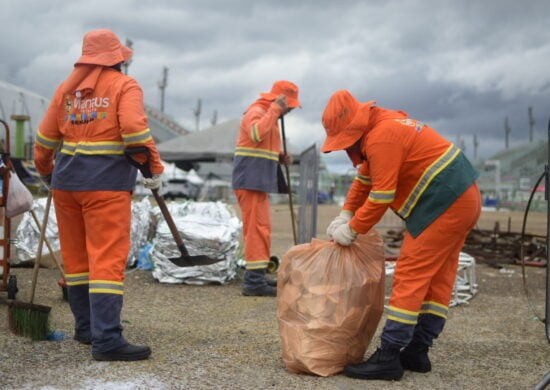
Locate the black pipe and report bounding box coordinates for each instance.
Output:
[546,118,550,342]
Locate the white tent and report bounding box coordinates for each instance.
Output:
[156,118,301,163]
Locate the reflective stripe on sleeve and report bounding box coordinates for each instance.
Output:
[35,131,62,150]
[368,190,395,204]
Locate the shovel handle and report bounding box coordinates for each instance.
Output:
[125,146,153,178]
[125,147,189,256]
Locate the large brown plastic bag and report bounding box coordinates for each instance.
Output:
[277,230,386,377]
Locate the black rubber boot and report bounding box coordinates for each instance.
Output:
[400,343,431,373]
[92,343,151,361]
[73,334,92,345]
[242,269,276,296]
[266,278,277,287]
[242,285,276,296]
[344,347,404,381]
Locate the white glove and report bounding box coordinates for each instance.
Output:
[143,174,162,190]
[326,210,353,238]
[332,223,358,246]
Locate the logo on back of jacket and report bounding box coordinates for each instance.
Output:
[395,118,425,132]
[65,93,109,125]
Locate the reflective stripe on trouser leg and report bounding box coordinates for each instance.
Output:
[53,190,132,352]
[382,184,481,348]
[235,189,271,289]
[65,273,90,339]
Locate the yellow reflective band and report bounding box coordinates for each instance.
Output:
[245,259,269,270]
[251,123,261,143]
[66,280,89,286]
[36,131,62,150]
[123,128,154,144]
[89,280,124,295]
[368,190,395,204]
[235,146,279,161]
[65,272,90,286]
[386,305,419,324]
[398,144,459,217]
[89,288,124,295]
[65,272,90,278]
[420,301,448,318]
[61,140,126,156]
[355,174,372,185]
[387,315,418,325]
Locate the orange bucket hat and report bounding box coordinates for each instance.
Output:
[260,80,301,108]
[75,29,133,66]
[320,90,375,153]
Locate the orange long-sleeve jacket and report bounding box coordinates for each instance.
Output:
[34,65,163,191]
[344,107,478,237]
[232,99,285,193]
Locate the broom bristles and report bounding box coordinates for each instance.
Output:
[7,301,51,340]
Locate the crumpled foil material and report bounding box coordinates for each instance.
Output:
[150,200,242,285]
[13,197,153,267]
[13,197,61,265]
[13,197,242,284]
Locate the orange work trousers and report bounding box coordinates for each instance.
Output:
[234,189,271,270]
[52,190,131,282]
[389,183,481,317]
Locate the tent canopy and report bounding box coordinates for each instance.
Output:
[156,118,301,164]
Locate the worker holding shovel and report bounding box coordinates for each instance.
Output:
[232,80,300,297]
[34,29,164,361]
[321,90,481,381]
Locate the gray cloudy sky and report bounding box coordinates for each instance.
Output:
[1,0,549,173]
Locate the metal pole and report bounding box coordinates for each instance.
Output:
[280,117,297,245]
[546,118,550,342]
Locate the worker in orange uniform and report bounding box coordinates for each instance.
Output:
[232,80,301,297]
[34,29,164,361]
[321,90,481,381]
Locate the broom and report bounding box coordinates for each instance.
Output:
[8,192,52,340]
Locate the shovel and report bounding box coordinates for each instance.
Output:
[125,147,220,267]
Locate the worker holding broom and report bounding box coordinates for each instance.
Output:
[34,29,164,361]
[232,80,300,297]
[321,90,481,381]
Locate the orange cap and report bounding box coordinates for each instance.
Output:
[320,90,375,153]
[75,29,133,67]
[260,80,301,108]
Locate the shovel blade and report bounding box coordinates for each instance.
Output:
[168,255,222,267]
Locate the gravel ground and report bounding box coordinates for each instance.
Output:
[1,204,549,389]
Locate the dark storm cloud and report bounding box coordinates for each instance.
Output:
[1,0,549,172]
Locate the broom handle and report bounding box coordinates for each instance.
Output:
[31,209,65,279]
[29,191,52,304]
[29,208,64,279]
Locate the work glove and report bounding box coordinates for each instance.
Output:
[39,174,52,190]
[326,210,353,238]
[279,152,292,166]
[332,223,358,246]
[143,174,163,190]
[275,94,288,112]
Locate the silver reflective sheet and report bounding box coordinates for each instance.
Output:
[151,201,242,285]
[13,197,60,265]
[14,197,153,267]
